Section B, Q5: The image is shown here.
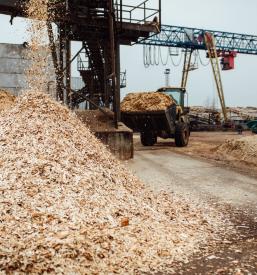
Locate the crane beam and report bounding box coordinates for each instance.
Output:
[139,25,257,55]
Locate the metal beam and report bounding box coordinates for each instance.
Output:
[139,25,257,55]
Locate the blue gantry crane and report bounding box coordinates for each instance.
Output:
[138,24,257,122]
[139,24,257,55]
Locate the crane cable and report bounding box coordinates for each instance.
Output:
[144,45,184,67]
[197,50,210,66]
[143,45,150,68]
[170,48,183,67]
[143,46,209,68]
[158,46,169,65]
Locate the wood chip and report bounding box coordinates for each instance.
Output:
[121,92,175,112]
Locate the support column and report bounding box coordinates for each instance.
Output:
[65,37,71,106]
[108,0,118,128]
[59,25,65,102]
[115,42,121,122]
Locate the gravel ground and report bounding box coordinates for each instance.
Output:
[134,132,257,178]
[128,135,257,274]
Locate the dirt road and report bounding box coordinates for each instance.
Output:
[128,138,257,274]
[128,150,257,210]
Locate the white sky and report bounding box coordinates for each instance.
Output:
[0,0,257,107]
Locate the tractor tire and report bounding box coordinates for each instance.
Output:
[175,122,190,147]
[140,132,157,146]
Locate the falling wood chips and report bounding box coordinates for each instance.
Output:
[215,136,257,166]
[121,92,175,112]
[0,92,234,274]
[76,109,115,132]
[0,90,16,111]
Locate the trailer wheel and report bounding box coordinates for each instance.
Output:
[175,123,190,147]
[140,132,157,146]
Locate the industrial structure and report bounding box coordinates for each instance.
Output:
[1,1,257,124]
[0,0,161,128]
[1,1,257,140]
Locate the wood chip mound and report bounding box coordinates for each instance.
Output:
[0,90,16,111]
[121,92,175,112]
[215,136,257,166]
[0,92,230,273]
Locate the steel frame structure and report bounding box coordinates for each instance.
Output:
[0,0,161,128]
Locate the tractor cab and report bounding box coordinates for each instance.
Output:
[157,87,186,108]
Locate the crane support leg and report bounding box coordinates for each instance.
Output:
[204,33,228,122]
[181,49,193,89]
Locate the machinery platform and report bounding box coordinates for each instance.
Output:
[94,123,133,160]
[76,110,133,160]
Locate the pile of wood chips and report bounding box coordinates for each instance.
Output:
[121,92,175,112]
[0,90,16,111]
[215,136,257,166]
[0,92,231,273]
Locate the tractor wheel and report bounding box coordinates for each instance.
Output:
[175,122,190,147]
[140,132,157,146]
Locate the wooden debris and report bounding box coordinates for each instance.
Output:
[121,92,175,112]
[76,109,115,132]
[0,90,16,111]
[0,92,232,273]
[120,217,130,227]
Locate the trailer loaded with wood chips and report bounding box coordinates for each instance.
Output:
[121,88,190,147]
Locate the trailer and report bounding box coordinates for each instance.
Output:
[121,88,190,147]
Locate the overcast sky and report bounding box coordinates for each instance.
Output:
[0,0,257,107]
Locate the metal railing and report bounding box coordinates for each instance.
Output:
[77,53,89,71]
[120,70,127,88]
[115,0,161,25]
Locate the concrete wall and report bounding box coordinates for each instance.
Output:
[0,43,28,95]
[0,43,56,97]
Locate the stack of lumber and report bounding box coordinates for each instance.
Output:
[190,106,221,120]
[0,90,16,111]
[121,92,175,112]
[189,106,221,127]
[215,136,257,166]
[227,107,257,120]
[0,91,230,273]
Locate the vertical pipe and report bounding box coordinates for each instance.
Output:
[159,0,161,26]
[144,2,146,23]
[108,0,118,128]
[65,38,71,106]
[59,25,64,102]
[120,0,122,29]
[115,43,121,122]
[64,0,71,107]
